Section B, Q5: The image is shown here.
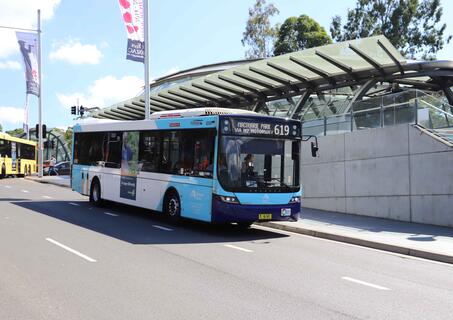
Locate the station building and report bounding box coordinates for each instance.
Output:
[87,36,453,227]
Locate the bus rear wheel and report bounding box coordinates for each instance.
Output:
[89,179,103,206]
[164,191,181,224]
[0,164,5,179]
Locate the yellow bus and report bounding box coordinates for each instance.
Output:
[0,133,37,178]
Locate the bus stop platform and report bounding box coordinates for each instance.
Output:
[261,207,453,265]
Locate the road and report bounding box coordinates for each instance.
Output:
[1,178,453,320]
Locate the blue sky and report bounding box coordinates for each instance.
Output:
[0,0,452,132]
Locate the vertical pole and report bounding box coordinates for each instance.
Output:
[143,0,150,120]
[380,96,384,128]
[24,94,29,140]
[350,103,354,132]
[37,9,43,178]
[323,116,327,136]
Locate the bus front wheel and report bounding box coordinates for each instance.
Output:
[164,191,181,224]
[89,179,103,206]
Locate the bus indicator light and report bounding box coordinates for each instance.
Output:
[169,122,180,127]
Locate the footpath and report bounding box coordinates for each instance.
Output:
[262,207,453,265]
[27,175,453,265]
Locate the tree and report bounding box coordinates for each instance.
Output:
[0,124,2,132]
[274,15,332,56]
[64,127,73,151]
[330,0,451,59]
[6,128,24,137]
[242,0,280,59]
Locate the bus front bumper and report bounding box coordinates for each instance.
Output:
[211,197,300,224]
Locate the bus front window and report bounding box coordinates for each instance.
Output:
[218,136,300,192]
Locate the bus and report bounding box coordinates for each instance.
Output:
[0,133,37,178]
[71,108,306,226]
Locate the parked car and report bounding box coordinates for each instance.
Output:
[44,161,70,176]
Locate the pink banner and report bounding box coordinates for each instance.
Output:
[118,0,144,62]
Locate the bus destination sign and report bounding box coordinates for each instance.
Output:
[222,117,301,138]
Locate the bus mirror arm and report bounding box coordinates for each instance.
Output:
[302,135,319,158]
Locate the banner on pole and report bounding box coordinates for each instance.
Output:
[16,32,40,97]
[118,0,145,63]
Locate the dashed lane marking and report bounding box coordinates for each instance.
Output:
[46,238,97,262]
[104,212,119,217]
[224,244,253,253]
[341,276,390,291]
[153,225,173,231]
[69,202,80,206]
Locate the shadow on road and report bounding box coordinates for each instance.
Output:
[12,200,288,245]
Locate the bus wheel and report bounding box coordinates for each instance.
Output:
[89,179,103,206]
[165,191,181,224]
[0,164,5,179]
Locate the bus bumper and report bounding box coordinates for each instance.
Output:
[211,197,300,223]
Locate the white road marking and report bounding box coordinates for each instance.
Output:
[153,225,173,231]
[104,212,119,217]
[69,202,80,206]
[21,190,29,193]
[224,244,253,253]
[341,276,390,291]
[45,238,97,262]
[42,195,52,199]
[4,186,11,189]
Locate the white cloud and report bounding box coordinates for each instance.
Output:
[0,106,25,125]
[0,60,21,70]
[56,75,144,108]
[0,0,61,58]
[49,40,103,65]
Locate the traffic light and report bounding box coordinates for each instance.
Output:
[79,105,85,117]
[35,124,47,138]
[51,140,55,149]
[71,106,77,115]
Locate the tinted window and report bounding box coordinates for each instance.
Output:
[0,139,11,157]
[138,129,215,178]
[74,132,105,166]
[19,143,36,160]
[139,131,161,172]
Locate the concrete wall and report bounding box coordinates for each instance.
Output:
[301,124,453,227]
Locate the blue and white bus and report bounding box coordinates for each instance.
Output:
[71,108,304,227]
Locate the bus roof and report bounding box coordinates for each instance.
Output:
[149,107,258,119]
[0,132,37,146]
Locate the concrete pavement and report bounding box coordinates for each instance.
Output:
[262,208,453,265]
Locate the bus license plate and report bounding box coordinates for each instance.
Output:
[259,213,272,220]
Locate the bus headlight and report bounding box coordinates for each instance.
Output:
[216,195,240,204]
[289,196,301,204]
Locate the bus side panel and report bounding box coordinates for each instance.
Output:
[169,179,213,222]
[137,176,164,213]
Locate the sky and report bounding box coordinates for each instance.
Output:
[0,0,452,132]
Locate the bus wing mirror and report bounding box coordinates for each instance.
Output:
[311,142,319,158]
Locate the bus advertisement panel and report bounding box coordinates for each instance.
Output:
[71,109,302,227]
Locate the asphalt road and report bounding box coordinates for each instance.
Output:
[1,178,453,320]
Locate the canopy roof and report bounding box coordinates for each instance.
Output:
[90,36,453,120]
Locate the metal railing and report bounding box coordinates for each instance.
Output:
[302,90,453,140]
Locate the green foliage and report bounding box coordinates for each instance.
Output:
[64,127,73,151]
[330,0,451,59]
[0,123,2,132]
[242,0,280,59]
[274,15,332,56]
[6,128,24,137]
